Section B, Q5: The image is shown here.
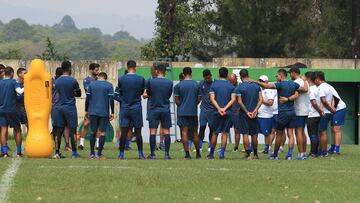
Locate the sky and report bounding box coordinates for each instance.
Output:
[0,0,157,39]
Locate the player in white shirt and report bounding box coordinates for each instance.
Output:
[305,72,325,157]
[288,65,309,160]
[257,75,276,154]
[315,71,347,155]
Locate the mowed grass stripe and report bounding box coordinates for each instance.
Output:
[0,158,22,203]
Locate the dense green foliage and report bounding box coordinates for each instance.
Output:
[0,15,144,60]
[142,0,353,61]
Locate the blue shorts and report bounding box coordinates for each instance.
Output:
[276,110,296,131]
[331,108,346,127]
[258,117,272,136]
[51,107,62,127]
[294,116,307,128]
[237,113,259,135]
[210,111,233,134]
[199,110,212,127]
[177,116,198,128]
[318,113,332,132]
[271,114,278,130]
[18,109,27,125]
[90,115,109,133]
[120,109,143,128]
[0,112,21,129]
[148,111,172,129]
[232,113,240,130]
[56,107,78,129]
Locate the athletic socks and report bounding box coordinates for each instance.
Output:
[328,144,335,152]
[149,135,156,155]
[90,133,96,155]
[253,148,258,156]
[164,134,171,156]
[209,147,215,156]
[335,145,340,154]
[97,136,105,156]
[125,139,130,148]
[1,146,7,154]
[245,150,251,157]
[310,135,319,154]
[185,151,190,157]
[80,137,85,146]
[119,151,124,157]
[287,148,293,157]
[200,140,203,149]
[16,145,22,154]
[264,144,269,151]
[220,147,225,158]
[188,140,193,149]
[96,138,100,148]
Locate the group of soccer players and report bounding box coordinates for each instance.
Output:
[0,60,347,160]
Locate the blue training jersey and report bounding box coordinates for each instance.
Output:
[235,81,261,113]
[146,77,173,112]
[117,73,145,111]
[199,80,215,112]
[274,80,300,111]
[209,79,235,108]
[0,78,21,113]
[87,80,114,117]
[173,79,200,116]
[16,81,25,111]
[52,77,61,109]
[83,76,96,94]
[55,75,80,111]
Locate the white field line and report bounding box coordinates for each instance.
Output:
[37,165,360,174]
[0,158,22,203]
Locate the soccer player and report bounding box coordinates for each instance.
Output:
[288,65,309,160]
[79,63,100,150]
[0,67,24,157]
[174,67,201,159]
[0,64,5,79]
[85,72,114,159]
[305,71,324,157]
[315,71,347,155]
[16,68,28,130]
[255,69,303,160]
[235,69,262,160]
[144,63,173,159]
[228,73,241,152]
[117,60,146,160]
[257,75,276,154]
[206,67,236,159]
[199,69,214,151]
[54,61,82,158]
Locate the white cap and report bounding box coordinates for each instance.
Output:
[259,75,269,81]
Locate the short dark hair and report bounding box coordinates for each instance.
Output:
[127,60,136,69]
[61,61,72,72]
[17,68,26,76]
[156,63,167,73]
[4,66,14,76]
[203,69,211,77]
[305,71,315,82]
[219,67,228,78]
[89,63,100,70]
[98,72,107,80]
[239,69,249,78]
[179,73,185,80]
[183,67,192,76]
[55,67,63,79]
[278,69,288,77]
[293,62,307,69]
[0,64,5,70]
[315,71,325,81]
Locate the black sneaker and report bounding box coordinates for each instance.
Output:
[16,153,24,158]
[206,154,214,159]
[1,153,9,158]
[196,154,202,159]
[78,145,84,150]
[184,155,191,160]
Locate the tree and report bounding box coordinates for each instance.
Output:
[1,18,33,42]
[37,37,68,61]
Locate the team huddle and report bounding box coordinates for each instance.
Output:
[0,61,346,160]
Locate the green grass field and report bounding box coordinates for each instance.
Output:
[1,142,360,203]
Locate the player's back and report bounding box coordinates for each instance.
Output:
[55,75,79,109]
[174,79,199,116]
[210,79,234,108]
[147,77,173,112]
[88,80,113,117]
[274,80,299,111]
[236,81,260,112]
[199,80,214,112]
[118,73,145,110]
[0,78,18,113]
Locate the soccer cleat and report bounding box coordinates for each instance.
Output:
[78,145,84,150]
[243,155,251,160]
[268,154,278,160]
[184,155,191,160]
[96,155,106,160]
[219,155,225,160]
[285,155,292,160]
[125,146,132,151]
[118,155,124,160]
[164,155,172,160]
[158,143,165,151]
[71,153,81,159]
[233,146,239,152]
[320,153,328,158]
[53,153,64,159]
[308,153,317,159]
[147,154,156,160]
[1,153,9,158]
[278,147,284,154]
[16,153,23,158]
[262,149,269,154]
[89,154,96,159]
[253,154,259,160]
[196,154,202,159]
[64,146,72,151]
[206,154,214,159]
[138,154,146,160]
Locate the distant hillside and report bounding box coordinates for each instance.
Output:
[0,15,145,60]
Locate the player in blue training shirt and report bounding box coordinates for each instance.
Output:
[85,72,114,159]
[79,63,99,150]
[0,67,24,157]
[198,69,214,151]
[144,63,173,159]
[174,67,202,159]
[235,69,263,160]
[117,60,146,160]
[53,61,82,159]
[228,73,241,152]
[255,68,307,160]
[207,67,236,159]
[16,68,27,131]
